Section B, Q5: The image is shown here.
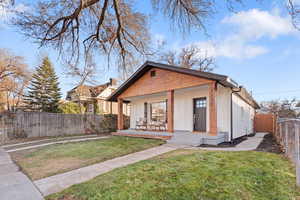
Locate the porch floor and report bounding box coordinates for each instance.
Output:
[114,129,228,146]
[113,129,172,140]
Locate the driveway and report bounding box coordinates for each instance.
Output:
[0,148,44,200]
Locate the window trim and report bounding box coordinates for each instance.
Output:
[150,70,156,77]
[150,100,167,122]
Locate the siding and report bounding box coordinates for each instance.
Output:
[232,93,255,139]
[216,85,231,135]
[174,86,209,132]
[129,86,210,132]
[119,67,213,99]
[129,84,255,139]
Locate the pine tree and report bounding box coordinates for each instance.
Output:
[24,56,61,112]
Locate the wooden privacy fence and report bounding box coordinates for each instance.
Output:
[275,119,300,185]
[254,113,277,133]
[0,112,123,142]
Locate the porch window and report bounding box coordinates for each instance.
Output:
[150,101,167,122]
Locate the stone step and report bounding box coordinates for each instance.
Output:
[168,132,227,146]
[167,132,204,146]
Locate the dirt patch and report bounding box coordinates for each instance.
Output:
[256,133,283,154]
[12,156,86,180]
[2,134,108,146]
[2,136,53,146]
[200,136,247,148]
[4,135,107,151]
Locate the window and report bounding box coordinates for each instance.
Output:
[150,70,156,77]
[150,101,167,122]
[195,98,206,108]
[144,102,148,121]
[87,103,94,113]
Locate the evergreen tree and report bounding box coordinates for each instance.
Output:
[24,56,61,112]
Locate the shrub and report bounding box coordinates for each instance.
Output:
[59,102,85,114]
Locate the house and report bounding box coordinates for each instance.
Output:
[66,78,129,115]
[107,61,259,146]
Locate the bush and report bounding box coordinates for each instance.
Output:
[59,102,85,114]
[99,114,129,132]
[100,114,117,132]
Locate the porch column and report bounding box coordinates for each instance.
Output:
[167,90,174,132]
[209,82,217,136]
[117,98,124,130]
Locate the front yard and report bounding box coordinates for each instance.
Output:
[47,150,300,200]
[10,136,164,180]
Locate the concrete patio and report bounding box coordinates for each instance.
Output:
[115,129,228,146]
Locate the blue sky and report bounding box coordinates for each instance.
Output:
[0,0,300,102]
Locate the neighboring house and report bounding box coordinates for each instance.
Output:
[107,61,260,145]
[66,78,129,115]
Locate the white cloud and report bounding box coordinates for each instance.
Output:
[192,40,268,59]
[189,9,296,59]
[222,9,296,40]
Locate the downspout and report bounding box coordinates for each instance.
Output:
[230,86,242,143]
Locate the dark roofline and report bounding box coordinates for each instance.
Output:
[107,61,259,109]
[107,61,239,101]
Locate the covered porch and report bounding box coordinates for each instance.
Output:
[117,82,218,136]
[113,129,228,146]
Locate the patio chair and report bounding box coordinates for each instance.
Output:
[148,121,166,131]
[136,118,147,130]
[148,121,156,131]
[158,121,167,131]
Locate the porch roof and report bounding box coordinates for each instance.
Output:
[107,61,238,102]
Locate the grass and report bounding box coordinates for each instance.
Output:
[47,150,300,200]
[10,136,164,180]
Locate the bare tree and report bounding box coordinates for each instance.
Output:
[1,73,30,111]
[11,0,215,72]
[260,99,298,118]
[0,48,31,111]
[0,48,28,82]
[9,0,300,76]
[288,0,300,30]
[64,53,99,114]
[160,45,216,71]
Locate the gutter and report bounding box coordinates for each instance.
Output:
[230,86,242,143]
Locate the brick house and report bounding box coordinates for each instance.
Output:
[66,78,129,115]
[107,61,259,145]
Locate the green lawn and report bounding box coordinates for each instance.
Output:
[47,150,300,200]
[10,136,164,180]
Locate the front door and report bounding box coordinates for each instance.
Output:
[193,97,207,132]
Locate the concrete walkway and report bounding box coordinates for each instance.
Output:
[35,144,178,196]
[0,148,44,200]
[33,133,266,196]
[6,136,110,153]
[188,132,267,151]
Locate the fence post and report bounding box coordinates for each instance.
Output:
[295,123,300,186]
[278,123,281,143]
[285,123,289,154]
